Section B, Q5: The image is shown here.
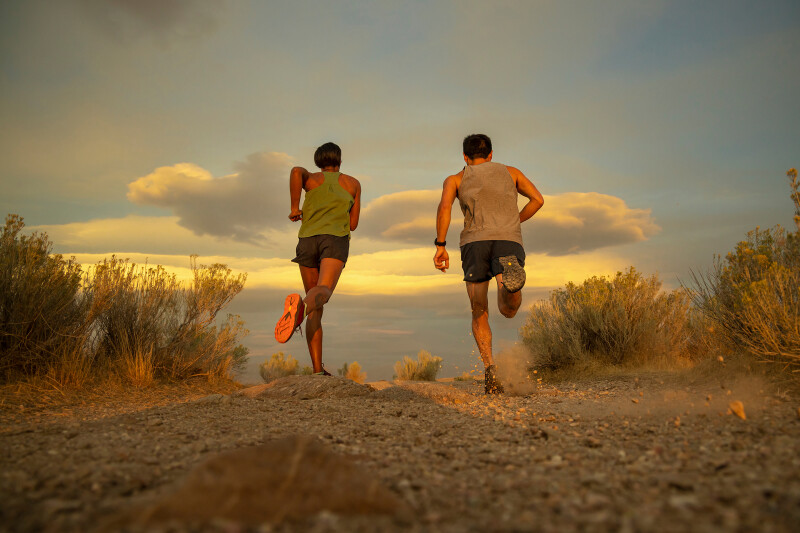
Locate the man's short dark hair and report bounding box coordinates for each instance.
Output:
[314,142,342,169]
[463,134,492,159]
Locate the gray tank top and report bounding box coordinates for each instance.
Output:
[457,161,523,247]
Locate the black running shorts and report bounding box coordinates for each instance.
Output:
[292,234,350,268]
[460,240,525,283]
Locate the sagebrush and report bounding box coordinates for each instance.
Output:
[691,225,800,372]
[394,350,442,381]
[0,214,249,386]
[520,267,692,371]
[259,352,299,382]
[0,214,87,379]
[337,361,367,383]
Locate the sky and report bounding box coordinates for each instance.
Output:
[2,0,799,382]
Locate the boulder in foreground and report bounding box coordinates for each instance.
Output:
[114,435,404,528]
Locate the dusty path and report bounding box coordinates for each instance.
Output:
[1,373,799,532]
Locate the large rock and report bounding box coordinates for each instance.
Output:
[117,435,405,528]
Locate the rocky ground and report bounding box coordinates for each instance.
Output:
[1,371,799,532]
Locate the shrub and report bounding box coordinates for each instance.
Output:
[520,267,692,371]
[88,256,248,383]
[260,352,299,382]
[337,361,367,383]
[0,215,88,381]
[394,350,442,381]
[691,225,800,372]
[0,213,250,386]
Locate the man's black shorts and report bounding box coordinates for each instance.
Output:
[460,240,525,283]
[292,235,350,268]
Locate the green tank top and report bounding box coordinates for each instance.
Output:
[298,172,354,238]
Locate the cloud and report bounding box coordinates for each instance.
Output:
[127,152,295,246]
[359,189,659,255]
[31,215,295,257]
[359,190,441,244]
[527,192,660,255]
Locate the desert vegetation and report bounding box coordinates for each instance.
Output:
[520,267,693,372]
[689,171,800,374]
[393,350,443,381]
[0,214,249,388]
[522,169,800,382]
[258,352,314,382]
[337,361,367,383]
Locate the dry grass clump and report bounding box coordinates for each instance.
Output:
[521,267,692,372]
[394,350,442,381]
[259,352,299,382]
[0,214,249,388]
[337,361,367,383]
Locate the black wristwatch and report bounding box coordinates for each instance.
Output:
[434,239,446,247]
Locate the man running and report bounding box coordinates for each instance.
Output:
[434,134,543,393]
[274,142,361,376]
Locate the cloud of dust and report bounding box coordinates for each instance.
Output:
[494,344,537,396]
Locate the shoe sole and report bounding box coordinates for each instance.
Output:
[275,294,304,343]
[499,255,525,293]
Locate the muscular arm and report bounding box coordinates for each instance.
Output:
[434,175,459,272]
[349,179,361,231]
[289,166,309,221]
[508,166,544,223]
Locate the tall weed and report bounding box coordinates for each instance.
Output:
[521,267,692,370]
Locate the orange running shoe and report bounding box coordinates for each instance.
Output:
[275,293,305,343]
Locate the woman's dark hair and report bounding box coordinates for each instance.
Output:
[314,142,342,169]
[462,134,492,159]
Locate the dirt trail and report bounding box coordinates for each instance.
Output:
[1,373,799,532]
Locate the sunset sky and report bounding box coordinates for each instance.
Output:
[2,0,799,381]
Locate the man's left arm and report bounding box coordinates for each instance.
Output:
[508,167,544,223]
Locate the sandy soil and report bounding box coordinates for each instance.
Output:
[1,372,799,532]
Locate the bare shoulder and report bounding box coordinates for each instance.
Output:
[505,165,523,177]
[444,169,464,188]
[340,173,360,186]
[339,173,360,196]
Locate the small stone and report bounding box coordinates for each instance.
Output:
[728,401,746,420]
[631,399,639,404]
[583,437,602,448]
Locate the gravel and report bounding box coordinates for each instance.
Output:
[1,373,799,532]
